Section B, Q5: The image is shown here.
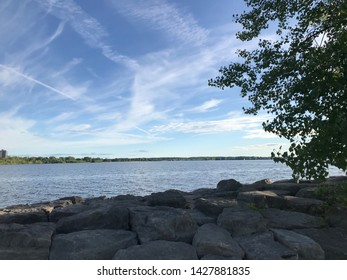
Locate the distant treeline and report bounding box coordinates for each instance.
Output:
[0,156,271,165]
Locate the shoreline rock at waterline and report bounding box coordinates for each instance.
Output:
[0,176,347,260]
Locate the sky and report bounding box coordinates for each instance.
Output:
[0,0,289,158]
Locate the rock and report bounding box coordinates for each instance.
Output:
[0,206,49,224]
[263,183,307,196]
[200,255,240,260]
[294,228,347,260]
[57,196,84,204]
[113,240,198,260]
[271,229,325,259]
[296,187,321,199]
[50,229,137,260]
[283,196,324,214]
[237,191,286,209]
[56,205,129,233]
[192,223,244,259]
[325,208,347,230]
[217,207,267,237]
[147,190,187,208]
[217,179,243,192]
[252,179,273,185]
[129,206,197,244]
[262,208,326,229]
[194,197,238,217]
[0,223,56,260]
[186,209,216,225]
[236,231,298,260]
[49,204,90,222]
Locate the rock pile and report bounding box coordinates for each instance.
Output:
[1,176,347,260]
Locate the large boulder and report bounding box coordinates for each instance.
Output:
[194,197,238,217]
[294,228,347,260]
[113,240,198,260]
[271,229,325,259]
[261,208,326,229]
[217,207,267,237]
[295,187,321,199]
[217,179,243,192]
[0,204,50,224]
[325,208,347,230]
[56,205,129,233]
[50,229,137,260]
[237,191,286,209]
[235,231,298,260]
[147,190,187,208]
[0,223,56,260]
[129,206,198,244]
[186,209,216,226]
[49,204,90,222]
[262,183,305,196]
[192,223,244,259]
[283,196,324,214]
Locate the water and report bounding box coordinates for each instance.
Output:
[0,160,345,208]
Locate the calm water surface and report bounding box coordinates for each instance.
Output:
[0,160,345,208]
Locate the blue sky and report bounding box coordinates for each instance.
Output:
[0,0,288,158]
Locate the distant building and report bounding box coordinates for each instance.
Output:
[1,149,7,158]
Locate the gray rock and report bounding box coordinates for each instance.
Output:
[283,196,324,214]
[325,208,347,229]
[252,179,273,185]
[263,183,305,196]
[186,209,216,225]
[56,205,129,233]
[294,228,347,260]
[200,255,240,260]
[217,207,267,237]
[237,191,286,209]
[262,208,326,229]
[195,197,238,217]
[50,229,137,260]
[271,228,325,259]
[129,206,198,244]
[49,204,90,222]
[217,179,243,192]
[113,240,198,260]
[192,223,244,259]
[236,231,298,260]
[0,204,50,224]
[147,190,187,208]
[0,223,56,260]
[57,196,84,204]
[296,187,321,199]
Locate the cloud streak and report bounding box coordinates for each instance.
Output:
[150,113,268,135]
[0,64,77,100]
[109,0,208,45]
[33,0,138,69]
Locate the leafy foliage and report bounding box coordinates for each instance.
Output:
[209,0,347,180]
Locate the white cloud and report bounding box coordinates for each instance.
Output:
[0,64,77,100]
[243,129,278,139]
[33,0,138,69]
[150,113,268,134]
[189,99,223,113]
[109,0,208,45]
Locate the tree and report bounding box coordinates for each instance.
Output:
[209,0,347,180]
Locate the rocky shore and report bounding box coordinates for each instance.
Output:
[1,176,347,260]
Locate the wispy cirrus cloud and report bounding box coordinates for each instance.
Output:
[108,0,208,46]
[189,99,223,113]
[150,113,268,135]
[33,0,138,69]
[0,64,77,100]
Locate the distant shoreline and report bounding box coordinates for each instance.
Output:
[0,156,271,165]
